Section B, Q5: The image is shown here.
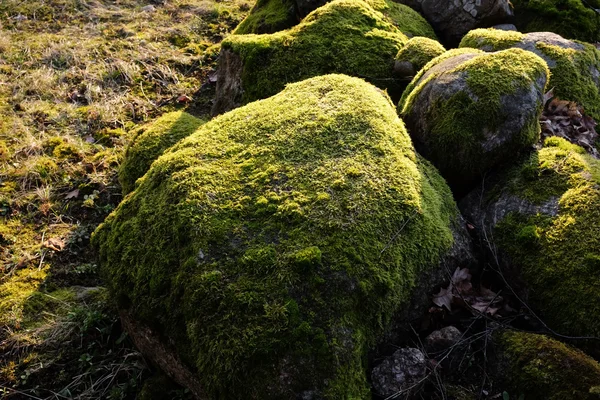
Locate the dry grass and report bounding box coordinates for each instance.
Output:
[0,0,249,397]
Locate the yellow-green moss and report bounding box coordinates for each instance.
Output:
[459,28,600,120]
[93,74,459,398]
[233,0,297,34]
[496,138,600,337]
[459,28,525,51]
[511,0,600,43]
[400,48,549,190]
[395,36,445,74]
[234,0,436,38]
[398,48,484,110]
[223,0,409,103]
[118,111,205,195]
[497,331,600,400]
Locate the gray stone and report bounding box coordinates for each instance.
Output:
[397,0,512,45]
[425,326,463,354]
[371,348,427,397]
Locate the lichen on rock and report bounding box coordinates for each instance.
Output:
[93,74,470,399]
[460,29,600,120]
[213,0,410,114]
[495,330,600,400]
[399,47,549,193]
[118,111,205,195]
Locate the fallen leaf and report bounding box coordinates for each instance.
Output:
[65,189,80,200]
[44,238,65,252]
[433,283,453,311]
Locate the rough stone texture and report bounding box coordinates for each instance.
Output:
[425,326,462,354]
[211,49,244,116]
[371,348,427,397]
[492,23,517,31]
[396,0,513,46]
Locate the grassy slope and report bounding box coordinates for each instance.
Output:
[0,1,248,398]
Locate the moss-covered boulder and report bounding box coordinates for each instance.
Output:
[462,137,600,338]
[93,74,474,398]
[510,0,600,43]
[394,36,445,79]
[495,331,600,399]
[212,0,409,115]
[395,0,513,46]
[119,111,205,195]
[399,48,549,193]
[234,0,436,37]
[460,29,600,120]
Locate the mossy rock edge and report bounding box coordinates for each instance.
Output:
[461,137,600,339]
[93,74,469,398]
[495,330,600,400]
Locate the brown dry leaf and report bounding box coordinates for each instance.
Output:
[541,91,598,158]
[451,267,472,294]
[44,237,65,252]
[65,189,80,200]
[433,283,453,311]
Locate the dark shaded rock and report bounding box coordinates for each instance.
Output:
[396,0,513,46]
[425,326,462,354]
[371,348,427,397]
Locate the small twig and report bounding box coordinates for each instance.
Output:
[380,210,418,259]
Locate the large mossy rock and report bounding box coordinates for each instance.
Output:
[212,0,409,115]
[399,48,549,194]
[460,29,600,120]
[510,0,600,44]
[394,36,446,79]
[395,0,513,46]
[495,331,600,400]
[461,137,600,339]
[119,111,205,195]
[234,0,436,37]
[93,74,473,399]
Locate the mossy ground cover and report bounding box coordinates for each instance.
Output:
[93,74,459,398]
[223,0,410,104]
[394,37,445,75]
[0,0,249,398]
[496,138,600,338]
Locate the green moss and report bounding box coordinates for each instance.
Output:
[395,36,445,74]
[459,28,525,51]
[33,156,59,180]
[234,0,436,38]
[93,74,458,398]
[495,138,600,338]
[223,0,409,103]
[52,142,81,160]
[511,0,600,43]
[400,48,549,189]
[233,0,297,34]
[0,139,9,161]
[119,111,205,195]
[363,0,436,39]
[459,28,600,120]
[398,48,483,110]
[497,331,600,400]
